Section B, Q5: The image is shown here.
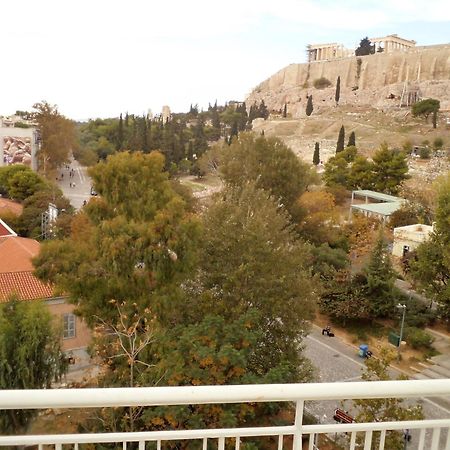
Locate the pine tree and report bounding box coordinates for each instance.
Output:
[335,76,341,105]
[347,131,356,147]
[336,125,345,152]
[306,95,313,116]
[364,230,397,318]
[313,142,320,165]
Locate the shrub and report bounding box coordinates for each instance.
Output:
[405,327,434,349]
[313,77,332,89]
[419,147,431,159]
[433,137,444,150]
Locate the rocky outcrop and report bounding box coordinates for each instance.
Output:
[247,45,450,116]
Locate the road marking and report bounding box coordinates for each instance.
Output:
[76,167,85,183]
[307,335,366,368]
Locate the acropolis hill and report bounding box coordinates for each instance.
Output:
[245,38,450,168]
[247,40,450,116]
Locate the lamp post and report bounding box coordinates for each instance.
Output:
[397,303,407,357]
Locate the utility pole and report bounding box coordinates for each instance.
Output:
[397,303,407,358]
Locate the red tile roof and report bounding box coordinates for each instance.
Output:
[0,236,40,272]
[0,271,54,302]
[0,198,23,217]
[0,219,17,237]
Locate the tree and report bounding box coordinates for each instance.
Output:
[335,75,341,105]
[283,103,287,118]
[412,98,440,126]
[219,133,315,219]
[336,125,345,152]
[0,298,67,433]
[353,348,423,450]
[258,100,269,119]
[32,101,78,176]
[323,154,350,188]
[196,183,316,379]
[347,131,356,147]
[347,155,373,190]
[355,37,375,56]
[296,191,340,245]
[320,270,371,325]
[313,142,320,165]
[0,165,46,201]
[117,113,124,150]
[363,230,398,317]
[371,144,409,194]
[433,137,444,150]
[410,175,450,318]
[305,95,313,116]
[34,151,201,328]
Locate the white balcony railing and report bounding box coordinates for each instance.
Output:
[1,379,450,449]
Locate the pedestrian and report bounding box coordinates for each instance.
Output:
[69,182,73,188]
[72,182,76,188]
[61,173,64,179]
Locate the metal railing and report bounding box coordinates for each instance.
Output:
[1,379,450,449]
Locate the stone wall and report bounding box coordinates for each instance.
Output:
[247,45,450,115]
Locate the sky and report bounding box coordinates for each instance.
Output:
[1,0,449,121]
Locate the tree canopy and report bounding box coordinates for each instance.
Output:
[32,101,78,176]
[410,175,450,318]
[219,133,315,219]
[355,37,375,56]
[0,299,67,433]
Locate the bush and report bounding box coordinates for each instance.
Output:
[433,137,444,150]
[405,327,434,349]
[419,147,431,159]
[313,77,332,89]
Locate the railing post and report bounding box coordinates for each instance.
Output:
[218,436,225,450]
[293,400,304,450]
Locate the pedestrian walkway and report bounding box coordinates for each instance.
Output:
[57,159,91,209]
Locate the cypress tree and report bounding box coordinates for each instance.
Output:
[306,96,313,116]
[259,100,269,119]
[347,131,356,147]
[283,103,287,118]
[117,113,124,150]
[336,125,345,153]
[335,76,341,105]
[313,142,320,165]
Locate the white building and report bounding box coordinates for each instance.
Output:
[392,223,434,257]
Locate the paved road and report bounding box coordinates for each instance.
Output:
[57,160,92,209]
[304,325,450,447]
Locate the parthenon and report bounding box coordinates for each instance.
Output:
[307,34,416,62]
[369,34,416,53]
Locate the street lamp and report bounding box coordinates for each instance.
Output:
[397,303,407,356]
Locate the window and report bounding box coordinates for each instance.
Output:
[63,314,76,339]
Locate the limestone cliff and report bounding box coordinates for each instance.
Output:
[246,44,450,116]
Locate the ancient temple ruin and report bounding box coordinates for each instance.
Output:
[307,34,416,62]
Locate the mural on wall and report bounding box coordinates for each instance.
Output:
[2,136,33,166]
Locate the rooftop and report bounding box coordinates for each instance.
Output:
[0,197,23,216]
[0,270,54,302]
[352,190,403,203]
[0,235,40,272]
[351,201,404,217]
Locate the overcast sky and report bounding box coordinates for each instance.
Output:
[1,0,449,121]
